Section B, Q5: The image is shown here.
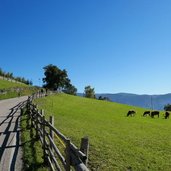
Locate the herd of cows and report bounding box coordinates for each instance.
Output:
[127,110,170,119]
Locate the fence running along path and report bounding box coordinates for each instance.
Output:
[23,93,89,171]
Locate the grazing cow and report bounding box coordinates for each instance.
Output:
[151,111,159,118]
[127,110,136,117]
[164,111,170,119]
[143,111,151,117]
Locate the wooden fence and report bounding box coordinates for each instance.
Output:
[25,94,89,171]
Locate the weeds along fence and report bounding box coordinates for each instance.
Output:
[25,93,89,171]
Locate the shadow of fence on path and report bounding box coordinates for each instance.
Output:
[0,101,26,171]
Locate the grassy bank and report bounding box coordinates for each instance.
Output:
[0,79,28,89]
[34,93,171,171]
[0,79,37,100]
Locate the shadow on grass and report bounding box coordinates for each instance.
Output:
[21,110,48,171]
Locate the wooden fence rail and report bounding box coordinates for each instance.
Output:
[25,94,89,171]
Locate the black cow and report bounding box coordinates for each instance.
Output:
[127,110,136,117]
[143,111,151,117]
[164,111,170,119]
[151,111,159,118]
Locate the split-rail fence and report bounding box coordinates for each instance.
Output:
[24,93,89,171]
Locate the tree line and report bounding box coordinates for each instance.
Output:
[0,68,33,85]
[42,64,110,101]
[42,65,95,97]
[42,64,96,98]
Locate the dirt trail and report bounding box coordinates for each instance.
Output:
[0,96,28,171]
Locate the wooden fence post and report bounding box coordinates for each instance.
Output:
[26,98,30,114]
[80,137,89,166]
[30,105,34,127]
[49,116,54,162]
[40,109,44,130]
[35,106,39,139]
[40,110,46,164]
[49,116,54,140]
[65,139,71,171]
[42,115,46,163]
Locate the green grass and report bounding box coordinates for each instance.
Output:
[34,93,171,171]
[21,108,49,171]
[0,79,37,99]
[0,79,28,89]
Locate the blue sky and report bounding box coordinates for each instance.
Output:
[0,0,171,94]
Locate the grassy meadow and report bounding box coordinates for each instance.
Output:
[34,93,171,171]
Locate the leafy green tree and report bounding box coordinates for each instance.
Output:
[43,64,73,91]
[164,104,171,111]
[63,82,77,95]
[84,85,96,98]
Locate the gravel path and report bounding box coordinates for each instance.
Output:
[0,96,28,171]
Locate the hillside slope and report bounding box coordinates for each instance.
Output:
[35,93,171,171]
[0,79,28,89]
[0,79,37,99]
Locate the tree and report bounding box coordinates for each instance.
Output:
[29,80,33,85]
[0,68,3,76]
[0,67,31,84]
[84,85,96,98]
[98,96,111,101]
[164,104,171,111]
[42,64,76,92]
[63,83,77,95]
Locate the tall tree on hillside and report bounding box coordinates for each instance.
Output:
[42,64,77,94]
[84,85,96,98]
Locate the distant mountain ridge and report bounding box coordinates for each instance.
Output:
[77,93,171,110]
[96,93,171,110]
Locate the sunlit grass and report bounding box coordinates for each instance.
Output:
[35,93,171,171]
[21,108,49,171]
[0,79,28,89]
[0,79,37,99]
